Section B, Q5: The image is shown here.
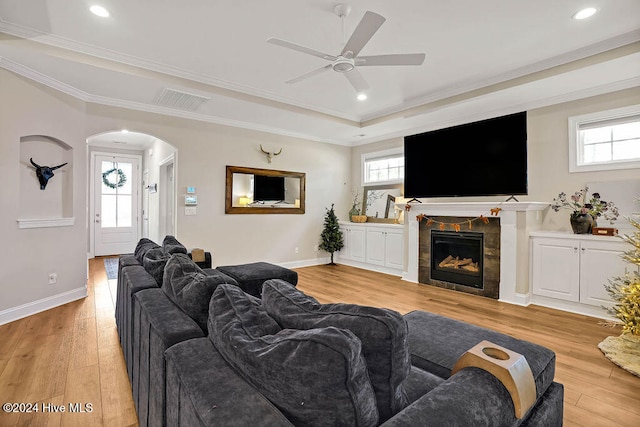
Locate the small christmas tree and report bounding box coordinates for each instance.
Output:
[604,198,640,336]
[319,204,344,265]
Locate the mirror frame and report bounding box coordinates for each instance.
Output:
[225,165,306,214]
[362,184,403,223]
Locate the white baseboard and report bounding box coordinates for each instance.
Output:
[335,258,403,277]
[509,292,532,307]
[0,286,88,326]
[278,257,331,269]
[530,294,616,321]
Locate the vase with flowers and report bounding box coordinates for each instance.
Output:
[550,187,619,234]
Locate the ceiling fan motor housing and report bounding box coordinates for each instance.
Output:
[332,57,355,73]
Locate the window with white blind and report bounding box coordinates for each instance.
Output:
[569,105,640,172]
[362,148,404,185]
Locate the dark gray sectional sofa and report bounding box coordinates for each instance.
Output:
[116,236,564,426]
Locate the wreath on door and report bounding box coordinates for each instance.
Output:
[102,167,127,189]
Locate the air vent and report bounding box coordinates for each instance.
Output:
[155,88,210,111]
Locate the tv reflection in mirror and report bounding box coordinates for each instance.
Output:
[254,175,285,202]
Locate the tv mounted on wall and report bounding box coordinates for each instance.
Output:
[404,111,528,199]
[254,175,285,202]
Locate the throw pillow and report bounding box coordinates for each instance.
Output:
[142,247,169,286]
[162,235,188,255]
[134,238,160,264]
[262,279,411,422]
[163,254,238,331]
[209,284,379,427]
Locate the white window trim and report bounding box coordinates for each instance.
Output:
[361,147,404,187]
[568,104,640,173]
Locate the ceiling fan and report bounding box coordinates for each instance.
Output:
[267,4,426,93]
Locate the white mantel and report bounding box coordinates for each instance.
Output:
[400,201,549,305]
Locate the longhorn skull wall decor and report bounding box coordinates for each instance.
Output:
[259,145,282,163]
[30,158,68,190]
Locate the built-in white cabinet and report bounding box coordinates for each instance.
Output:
[341,223,366,262]
[530,232,634,316]
[338,222,404,275]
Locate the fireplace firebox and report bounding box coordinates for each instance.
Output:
[430,231,483,289]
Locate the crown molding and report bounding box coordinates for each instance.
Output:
[0,56,90,100]
[362,30,640,122]
[0,20,358,122]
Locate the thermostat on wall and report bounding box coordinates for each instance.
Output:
[186,186,196,194]
[185,195,197,206]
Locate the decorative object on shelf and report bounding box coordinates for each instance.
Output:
[599,198,640,377]
[569,213,595,234]
[416,207,498,232]
[29,157,68,190]
[349,186,361,221]
[551,186,619,234]
[319,204,344,265]
[351,215,367,223]
[592,227,618,236]
[102,164,127,189]
[259,144,282,163]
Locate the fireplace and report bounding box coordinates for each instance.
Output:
[418,216,501,299]
[431,231,483,289]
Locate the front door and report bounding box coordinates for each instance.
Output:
[94,154,140,256]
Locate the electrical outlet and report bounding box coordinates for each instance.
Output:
[48,273,57,285]
[295,247,299,254]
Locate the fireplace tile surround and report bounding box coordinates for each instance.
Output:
[402,202,548,305]
[422,217,500,298]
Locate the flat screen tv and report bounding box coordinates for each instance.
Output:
[404,111,528,198]
[254,175,285,201]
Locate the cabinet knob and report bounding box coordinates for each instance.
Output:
[573,247,578,252]
[581,247,585,252]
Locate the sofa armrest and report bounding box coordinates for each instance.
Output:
[381,367,518,427]
[188,251,212,269]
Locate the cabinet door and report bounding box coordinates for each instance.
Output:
[580,241,628,306]
[340,226,352,261]
[384,230,404,269]
[531,238,580,302]
[349,227,366,262]
[366,228,386,266]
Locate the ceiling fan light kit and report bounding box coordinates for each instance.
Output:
[267,4,426,93]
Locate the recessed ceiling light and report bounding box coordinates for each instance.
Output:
[572,7,597,20]
[357,93,368,101]
[90,5,110,18]
[121,129,129,133]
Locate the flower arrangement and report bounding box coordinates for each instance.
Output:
[550,186,619,224]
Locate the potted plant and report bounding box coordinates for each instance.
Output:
[550,187,619,234]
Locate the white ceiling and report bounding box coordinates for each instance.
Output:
[1,0,639,147]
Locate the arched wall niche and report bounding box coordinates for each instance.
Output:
[19,135,74,227]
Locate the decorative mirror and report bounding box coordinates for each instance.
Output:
[362,184,402,223]
[225,166,305,214]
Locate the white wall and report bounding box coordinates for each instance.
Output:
[83,104,352,268]
[0,70,88,322]
[528,87,640,231]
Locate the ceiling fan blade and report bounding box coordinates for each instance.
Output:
[341,11,386,58]
[285,64,332,84]
[344,69,370,93]
[357,53,426,66]
[267,38,337,61]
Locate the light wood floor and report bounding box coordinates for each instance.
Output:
[1,259,639,426]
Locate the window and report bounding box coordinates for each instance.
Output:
[362,148,404,185]
[569,105,640,172]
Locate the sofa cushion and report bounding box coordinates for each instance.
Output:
[142,247,170,286]
[262,279,410,422]
[162,235,188,255]
[209,284,379,427]
[135,238,160,264]
[162,253,238,331]
[403,310,556,401]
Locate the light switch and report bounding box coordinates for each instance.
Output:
[185,207,197,216]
